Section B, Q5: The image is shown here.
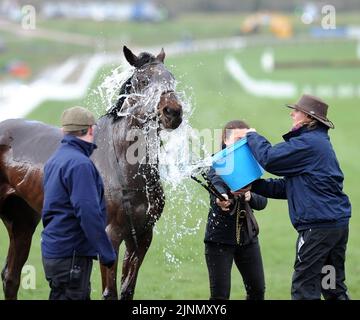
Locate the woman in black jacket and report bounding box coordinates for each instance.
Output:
[204,120,268,300]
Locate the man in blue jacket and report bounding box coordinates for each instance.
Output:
[239,94,351,300]
[41,106,116,300]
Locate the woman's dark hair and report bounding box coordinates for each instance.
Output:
[306,118,319,130]
[221,120,250,149]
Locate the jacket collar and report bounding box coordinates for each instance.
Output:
[61,134,97,157]
[282,124,328,141]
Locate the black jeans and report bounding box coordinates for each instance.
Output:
[292,226,350,300]
[42,256,93,300]
[205,239,265,300]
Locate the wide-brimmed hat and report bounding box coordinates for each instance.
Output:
[286,94,334,129]
[61,106,95,132]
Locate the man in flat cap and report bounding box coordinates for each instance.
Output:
[41,106,116,300]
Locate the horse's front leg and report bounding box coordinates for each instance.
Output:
[120,228,153,300]
[101,224,122,300]
[100,261,119,300]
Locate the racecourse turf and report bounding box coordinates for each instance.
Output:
[0,18,359,300]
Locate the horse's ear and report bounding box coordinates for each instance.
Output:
[156,48,165,63]
[123,46,138,67]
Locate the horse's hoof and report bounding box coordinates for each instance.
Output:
[102,288,118,300]
[102,293,118,300]
[120,292,134,300]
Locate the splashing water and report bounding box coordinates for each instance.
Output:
[100,65,134,112]
[95,62,211,280]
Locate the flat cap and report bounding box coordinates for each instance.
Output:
[61,106,95,132]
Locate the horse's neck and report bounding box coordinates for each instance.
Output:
[94,115,161,189]
[122,117,161,186]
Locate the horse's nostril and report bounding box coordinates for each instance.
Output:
[163,107,171,116]
[164,106,181,118]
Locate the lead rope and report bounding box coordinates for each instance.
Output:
[111,127,139,252]
[236,196,247,245]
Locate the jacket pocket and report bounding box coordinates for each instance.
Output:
[294,181,317,224]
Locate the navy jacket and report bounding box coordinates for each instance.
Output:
[41,135,116,265]
[246,125,351,231]
[204,167,267,246]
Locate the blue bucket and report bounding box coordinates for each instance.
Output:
[211,137,264,192]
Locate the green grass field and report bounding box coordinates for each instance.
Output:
[0,14,360,300]
[37,12,360,44]
[39,14,247,45]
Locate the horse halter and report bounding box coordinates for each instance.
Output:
[109,62,177,124]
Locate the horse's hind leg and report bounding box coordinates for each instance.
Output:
[1,196,39,300]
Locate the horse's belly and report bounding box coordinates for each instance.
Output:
[106,188,164,238]
[14,165,44,212]
[2,153,44,213]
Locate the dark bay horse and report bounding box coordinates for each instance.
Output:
[0,46,183,300]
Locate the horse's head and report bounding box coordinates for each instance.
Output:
[122,46,183,130]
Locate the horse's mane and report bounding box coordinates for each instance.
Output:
[106,76,132,121]
[106,52,158,121]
